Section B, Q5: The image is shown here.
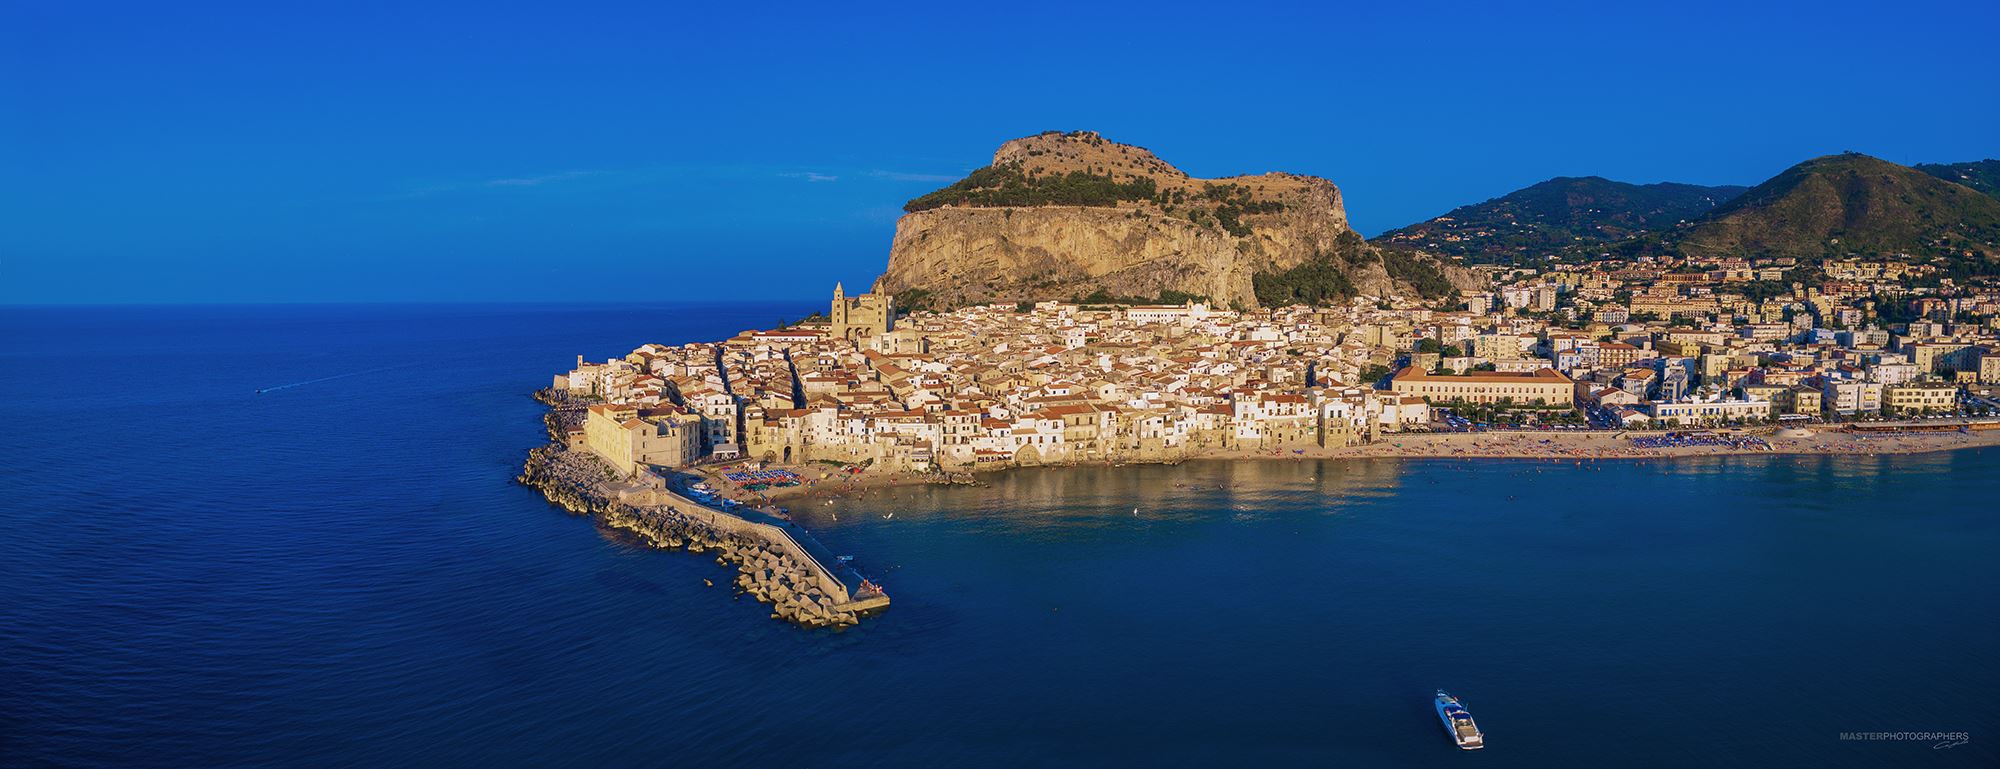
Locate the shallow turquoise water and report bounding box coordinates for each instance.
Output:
[2,304,1994,768]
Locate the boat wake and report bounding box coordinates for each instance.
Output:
[256,363,414,394]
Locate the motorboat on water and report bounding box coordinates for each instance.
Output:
[1434,690,1484,750]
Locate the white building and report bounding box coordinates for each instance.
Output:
[1646,397,1772,425]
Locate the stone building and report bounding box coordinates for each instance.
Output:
[830,283,893,342]
[583,403,704,477]
[1883,381,1959,415]
[1389,367,1575,407]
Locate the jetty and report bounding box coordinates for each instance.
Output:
[517,445,887,628]
[653,483,889,614]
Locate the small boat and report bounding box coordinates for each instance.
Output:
[1435,690,1485,750]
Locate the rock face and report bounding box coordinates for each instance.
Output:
[875,131,1461,309]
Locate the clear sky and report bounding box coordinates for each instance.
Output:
[4,0,1996,304]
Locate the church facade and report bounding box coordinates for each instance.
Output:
[829,283,893,341]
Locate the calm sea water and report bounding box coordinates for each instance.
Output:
[2,303,1995,768]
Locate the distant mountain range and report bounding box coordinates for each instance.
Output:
[1374,177,1747,261]
[1376,153,2000,278]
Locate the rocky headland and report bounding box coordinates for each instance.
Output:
[874,130,1478,309]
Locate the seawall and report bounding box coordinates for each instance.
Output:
[517,445,887,628]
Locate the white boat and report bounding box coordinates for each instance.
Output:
[1435,690,1485,750]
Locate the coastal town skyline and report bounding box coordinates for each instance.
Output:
[530,252,2000,631]
[9,3,2000,765]
[7,1,1999,305]
[549,274,2000,479]
[523,128,2000,524]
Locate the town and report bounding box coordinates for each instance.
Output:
[550,255,2000,482]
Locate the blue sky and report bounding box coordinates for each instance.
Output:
[4,0,1996,304]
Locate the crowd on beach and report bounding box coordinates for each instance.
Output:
[1631,433,1773,451]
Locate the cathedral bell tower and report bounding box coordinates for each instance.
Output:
[830,282,850,339]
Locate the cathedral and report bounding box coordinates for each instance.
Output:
[828,283,893,341]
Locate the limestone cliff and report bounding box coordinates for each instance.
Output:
[875,131,1473,309]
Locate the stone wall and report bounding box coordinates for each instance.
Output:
[627,486,853,605]
[517,445,877,628]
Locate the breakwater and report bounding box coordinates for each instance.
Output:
[517,445,884,628]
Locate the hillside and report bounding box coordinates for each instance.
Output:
[1373,176,1746,262]
[874,131,1476,310]
[1916,159,2000,201]
[1673,153,2000,276]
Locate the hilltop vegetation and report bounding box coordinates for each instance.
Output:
[902,160,1291,241]
[1916,159,2000,201]
[1378,153,2000,281]
[1374,176,1746,262]
[904,130,1309,240]
[903,162,1159,213]
[1673,153,2000,277]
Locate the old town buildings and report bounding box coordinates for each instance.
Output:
[554,270,1999,476]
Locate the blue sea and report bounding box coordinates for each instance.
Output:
[2,303,1995,768]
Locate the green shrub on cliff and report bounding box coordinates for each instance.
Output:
[894,288,933,315]
[1252,253,1356,307]
[1071,288,1212,307]
[904,162,1159,213]
[1380,247,1457,298]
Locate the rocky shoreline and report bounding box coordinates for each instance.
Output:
[517,445,865,629]
[531,387,589,441]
